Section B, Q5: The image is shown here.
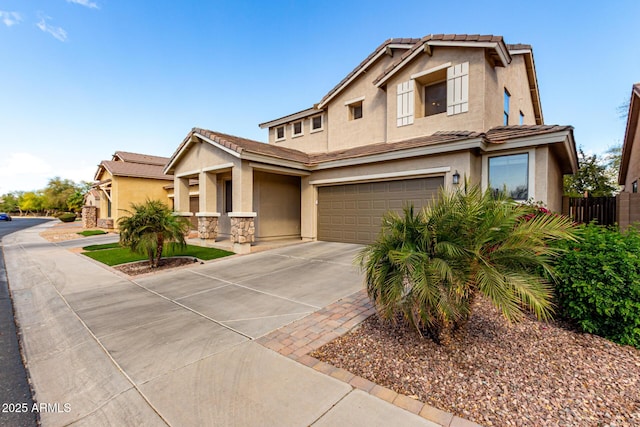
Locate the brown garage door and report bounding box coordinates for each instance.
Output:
[317,177,444,244]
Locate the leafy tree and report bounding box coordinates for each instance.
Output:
[564,148,617,197]
[118,199,190,268]
[0,192,20,213]
[19,192,45,214]
[43,177,78,213]
[357,183,579,344]
[66,181,92,212]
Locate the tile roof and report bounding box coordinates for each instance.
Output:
[307,131,481,164]
[176,125,572,169]
[317,38,420,107]
[99,160,173,181]
[373,34,507,86]
[113,151,169,166]
[507,43,533,51]
[484,125,573,143]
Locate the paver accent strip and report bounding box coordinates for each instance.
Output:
[256,289,483,427]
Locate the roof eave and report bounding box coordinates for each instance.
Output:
[619,84,640,184]
[375,39,512,89]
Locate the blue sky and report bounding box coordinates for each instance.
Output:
[1,0,638,194]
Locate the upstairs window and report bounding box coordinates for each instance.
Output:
[345,97,364,121]
[633,180,638,193]
[292,120,303,137]
[504,89,511,125]
[275,126,285,141]
[424,81,447,116]
[350,102,363,120]
[311,114,323,132]
[519,111,524,125]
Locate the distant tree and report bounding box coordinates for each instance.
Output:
[19,192,45,214]
[0,192,20,213]
[118,199,190,268]
[564,148,617,197]
[66,181,92,212]
[43,177,78,213]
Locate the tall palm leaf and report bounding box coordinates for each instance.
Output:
[358,183,579,343]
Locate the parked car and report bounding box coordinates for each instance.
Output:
[0,213,12,221]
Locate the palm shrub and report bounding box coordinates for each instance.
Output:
[118,199,191,268]
[357,183,579,343]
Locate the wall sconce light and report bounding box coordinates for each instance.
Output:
[452,170,460,185]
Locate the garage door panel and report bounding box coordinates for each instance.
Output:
[318,177,443,244]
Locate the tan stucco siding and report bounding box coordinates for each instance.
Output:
[253,171,301,240]
[268,114,329,153]
[109,176,172,227]
[325,60,390,151]
[386,48,487,142]
[495,55,537,127]
[172,140,239,175]
[545,146,564,212]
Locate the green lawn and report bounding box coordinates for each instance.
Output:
[82,243,233,266]
[77,230,108,237]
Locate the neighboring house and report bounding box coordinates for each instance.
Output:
[91,151,173,229]
[164,34,578,252]
[617,83,640,228]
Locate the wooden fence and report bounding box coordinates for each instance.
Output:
[562,196,617,226]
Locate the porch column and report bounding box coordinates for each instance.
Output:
[196,171,220,240]
[300,175,317,241]
[173,177,193,227]
[230,163,256,253]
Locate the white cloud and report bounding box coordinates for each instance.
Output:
[0,152,54,193]
[0,10,22,27]
[66,0,99,9]
[0,152,95,194]
[36,16,67,42]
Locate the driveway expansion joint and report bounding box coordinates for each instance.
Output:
[257,289,482,427]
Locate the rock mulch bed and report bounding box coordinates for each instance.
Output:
[311,298,640,427]
[113,257,199,276]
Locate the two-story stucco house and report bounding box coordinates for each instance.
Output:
[91,151,173,229]
[164,34,578,253]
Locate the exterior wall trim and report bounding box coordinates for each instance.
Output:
[228,212,257,218]
[249,162,311,176]
[410,62,451,80]
[196,212,221,217]
[309,166,451,186]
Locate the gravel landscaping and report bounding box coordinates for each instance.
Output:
[311,297,640,427]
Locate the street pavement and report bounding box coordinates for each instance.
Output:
[0,218,52,427]
[1,221,441,426]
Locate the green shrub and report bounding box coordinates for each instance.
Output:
[58,213,77,222]
[553,223,640,348]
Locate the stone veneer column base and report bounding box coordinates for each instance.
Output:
[229,212,257,254]
[196,213,220,240]
[82,206,97,229]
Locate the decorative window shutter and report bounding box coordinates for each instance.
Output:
[447,62,469,115]
[397,80,414,127]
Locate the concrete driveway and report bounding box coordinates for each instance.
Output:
[2,223,438,427]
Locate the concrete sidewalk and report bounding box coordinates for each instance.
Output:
[2,222,446,426]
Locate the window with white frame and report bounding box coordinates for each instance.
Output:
[488,153,529,200]
[275,126,285,141]
[397,62,468,127]
[311,114,323,132]
[291,120,303,137]
[350,102,363,120]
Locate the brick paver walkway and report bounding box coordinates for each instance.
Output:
[256,289,480,427]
